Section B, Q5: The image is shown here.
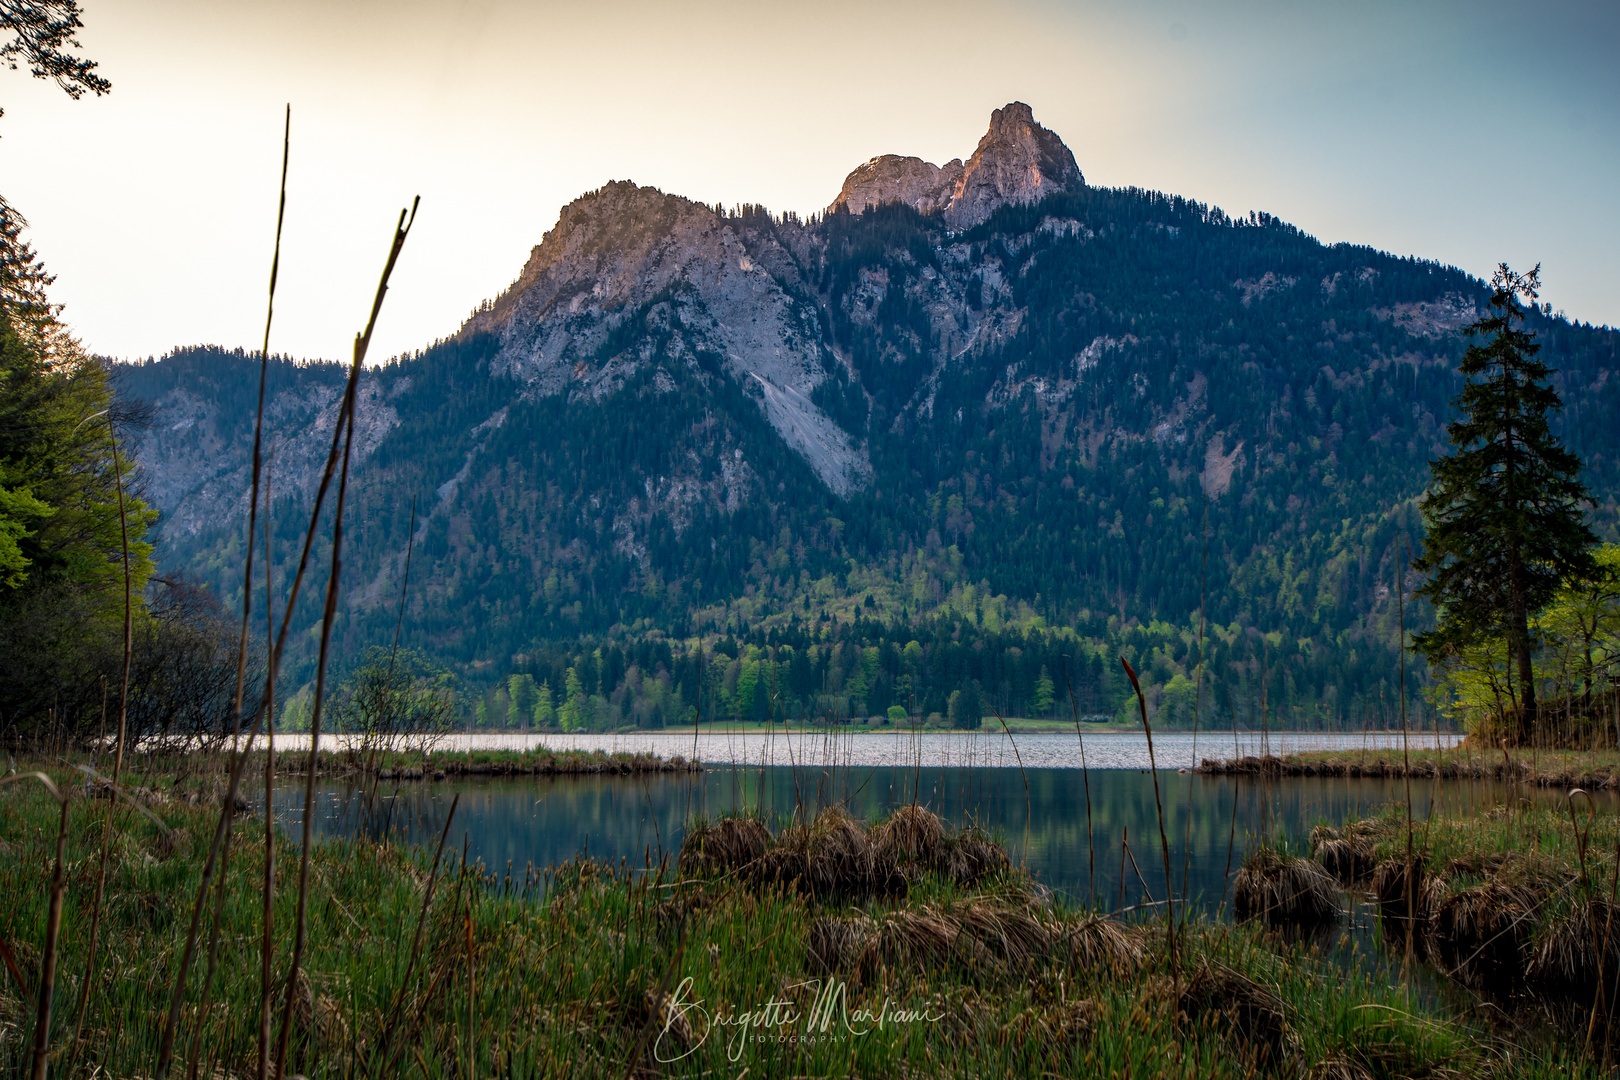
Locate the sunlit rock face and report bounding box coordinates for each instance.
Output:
[828,155,964,217]
[942,101,1085,230]
[460,180,870,496]
[827,102,1084,229]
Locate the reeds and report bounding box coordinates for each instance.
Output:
[0,777,1610,1079]
[1121,655,1177,974]
[0,771,68,1080]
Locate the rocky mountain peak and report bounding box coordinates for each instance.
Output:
[943,102,1084,229]
[828,102,1084,229]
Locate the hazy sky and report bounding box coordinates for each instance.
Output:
[3,0,1616,364]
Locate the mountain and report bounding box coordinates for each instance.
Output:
[115,103,1620,731]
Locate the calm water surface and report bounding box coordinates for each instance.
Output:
[270,730,1567,921]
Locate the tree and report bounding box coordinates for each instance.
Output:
[947,681,982,730]
[508,672,537,730]
[0,277,156,742]
[2,0,110,121]
[1032,666,1055,717]
[533,680,554,727]
[558,666,585,732]
[330,647,457,757]
[1412,264,1597,743]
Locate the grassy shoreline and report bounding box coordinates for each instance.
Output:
[1,758,1612,1077]
[1199,743,1620,789]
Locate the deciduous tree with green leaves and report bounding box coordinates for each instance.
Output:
[1413,264,1597,743]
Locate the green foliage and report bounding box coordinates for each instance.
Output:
[1413,265,1599,741]
[0,469,48,584]
[330,645,457,755]
[1032,666,1055,716]
[0,221,157,741]
[1432,543,1620,743]
[947,681,983,730]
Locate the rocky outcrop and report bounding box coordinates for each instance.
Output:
[462,181,870,495]
[943,102,1084,229]
[828,155,963,217]
[131,370,400,543]
[827,102,1084,230]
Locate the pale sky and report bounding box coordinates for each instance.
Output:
[3,0,1616,364]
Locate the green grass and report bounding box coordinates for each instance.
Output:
[0,761,1609,1078]
[1208,743,1620,788]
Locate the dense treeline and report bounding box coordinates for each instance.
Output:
[437,602,1427,735]
[0,201,254,747]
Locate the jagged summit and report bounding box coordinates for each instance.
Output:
[828,102,1084,227]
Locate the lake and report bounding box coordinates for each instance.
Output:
[268,729,1567,921]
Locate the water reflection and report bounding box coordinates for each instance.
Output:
[274,762,1570,918]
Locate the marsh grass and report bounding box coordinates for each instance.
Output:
[1325,801,1620,1054]
[3,775,1608,1079]
[1204,745,1620,789]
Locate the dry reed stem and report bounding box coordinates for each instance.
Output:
[1121,656,1178,977]
[1061,663,1096,907]
[278,195,419,1080]
[258,446,277,1080]
[155,122,349,1080]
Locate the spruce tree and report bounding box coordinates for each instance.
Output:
[1412,264,1597,743]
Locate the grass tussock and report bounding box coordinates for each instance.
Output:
[1234,846,1341,927]
[676,804,1009,902]
[1310,821,1380,885]
[1336,801,1620,1045]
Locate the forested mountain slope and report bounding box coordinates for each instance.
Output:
[116,103,1620,731]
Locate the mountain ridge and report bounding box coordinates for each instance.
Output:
[114,103,1620,729]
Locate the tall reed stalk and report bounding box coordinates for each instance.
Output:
[1062,662,1096,907]
[185,108,293,1080]
[1121,656,1177,979]
[1399,537,1416,964]
[152,189,412,1080]
[258,448,278,1080]
[277,196,419,1079]
[1180,492,1208,915]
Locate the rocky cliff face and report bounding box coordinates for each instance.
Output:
[943,102,1084,229]
[461,180,870,496]
[829,155,963,216]
[827,102,1083,228]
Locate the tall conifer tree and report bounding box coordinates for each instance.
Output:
[1412,264,1596,742]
